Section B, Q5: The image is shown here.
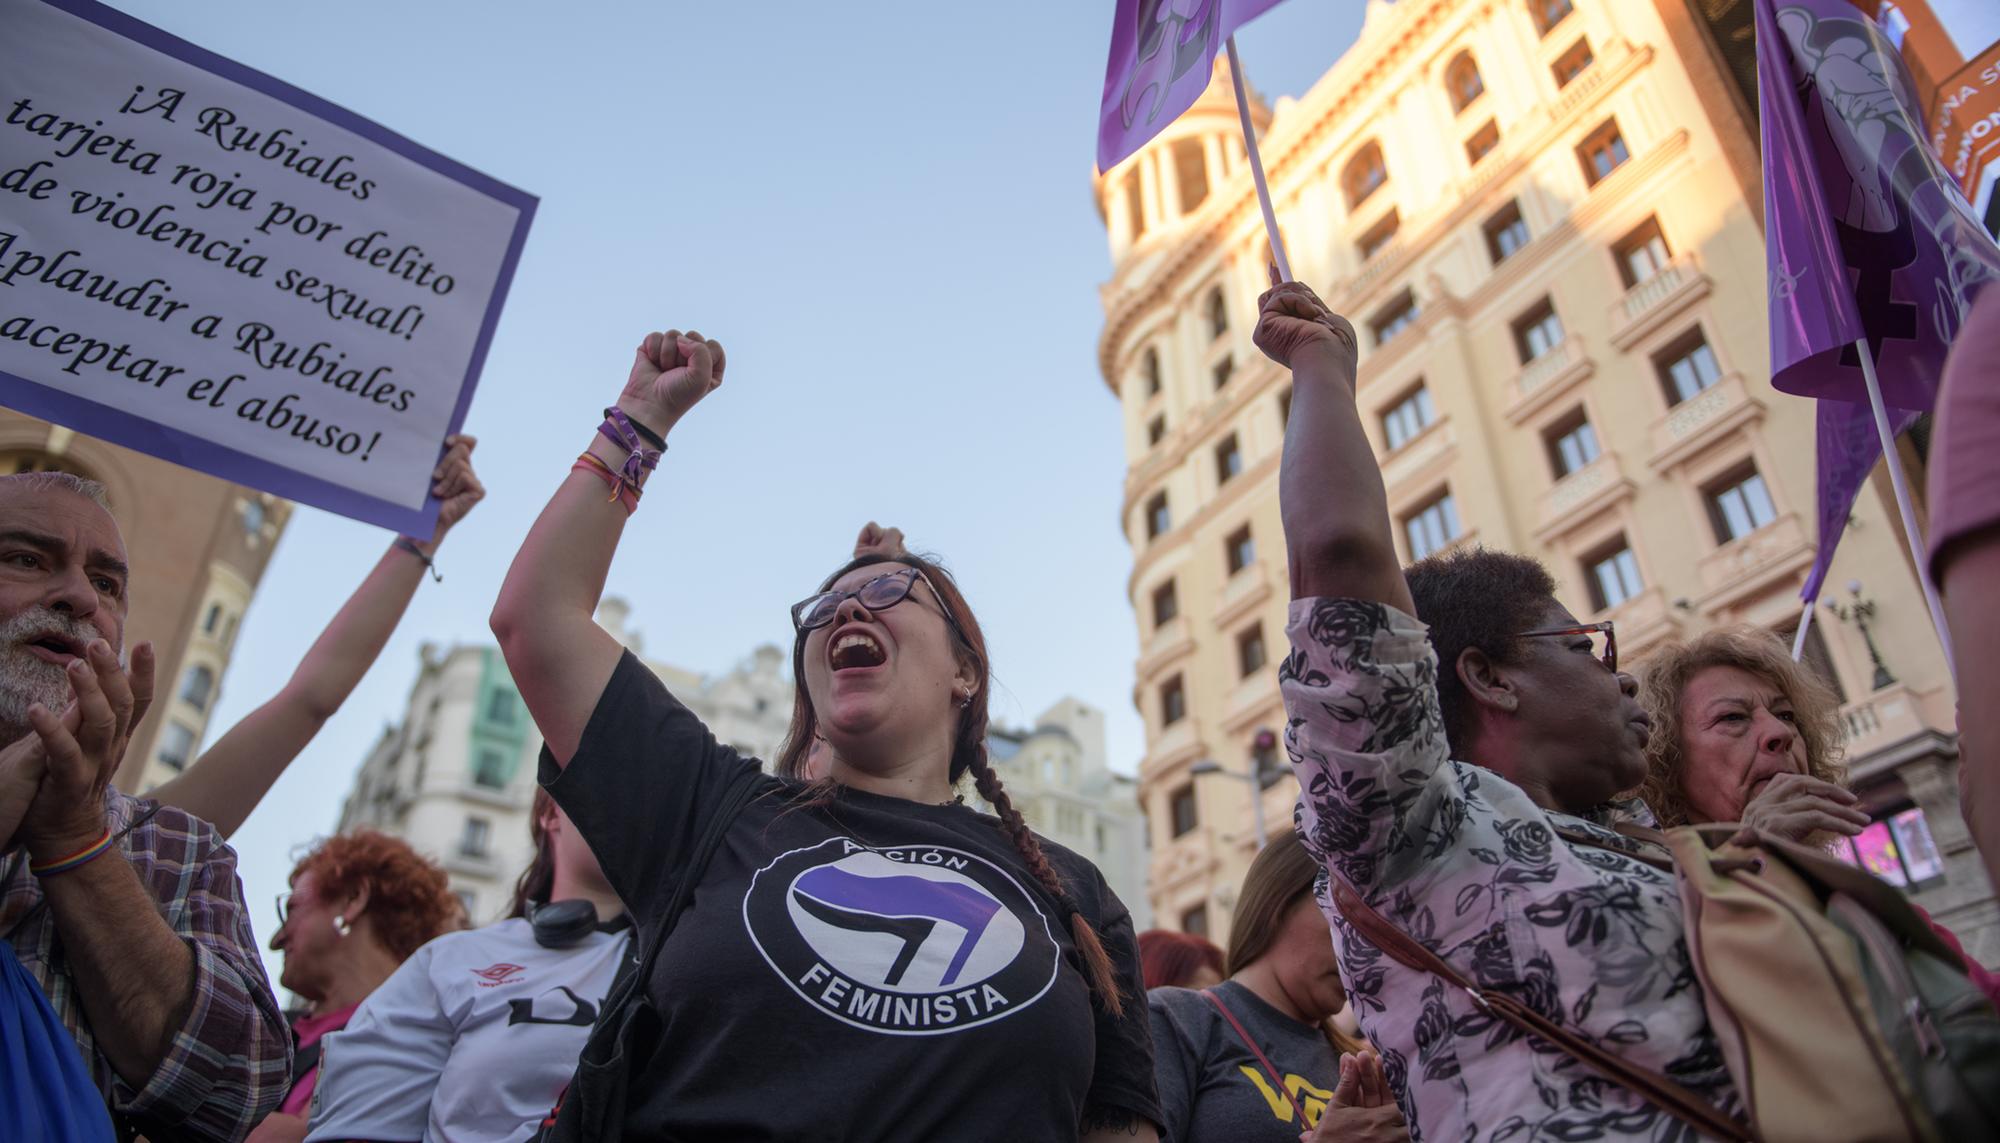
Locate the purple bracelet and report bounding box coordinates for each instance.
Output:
[597,408,662,490]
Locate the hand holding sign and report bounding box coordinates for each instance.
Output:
[415,432,484,549]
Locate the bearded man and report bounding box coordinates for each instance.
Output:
[0,470,289,1140]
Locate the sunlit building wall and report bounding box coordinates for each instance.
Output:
[1093,0,1991,959]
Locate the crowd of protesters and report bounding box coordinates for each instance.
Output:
[2,287,1999,1142]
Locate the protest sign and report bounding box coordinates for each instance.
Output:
[0,0,535,534]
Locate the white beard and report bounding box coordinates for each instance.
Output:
[0,607,106,736]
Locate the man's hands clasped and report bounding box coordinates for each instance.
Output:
[11,640,154,862]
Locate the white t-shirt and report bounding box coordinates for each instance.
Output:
[304,916,630,1143]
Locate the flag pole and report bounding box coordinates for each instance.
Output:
[1855,337,1956,677]
[1790,599,1816,663]
[1224,35,1292,283]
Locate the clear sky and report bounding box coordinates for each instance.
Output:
[90,1,1369,985]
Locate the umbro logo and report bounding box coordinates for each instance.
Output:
[471,962,526,987]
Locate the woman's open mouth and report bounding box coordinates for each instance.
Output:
[829,630,887,673]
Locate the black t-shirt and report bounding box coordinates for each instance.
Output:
[1148,982,1339,1143]
[542,651,1160,1142]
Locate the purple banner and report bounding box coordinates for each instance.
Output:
[1097,0,1287,173]
[1758,0,1999,408]
[1803,398,1918,601]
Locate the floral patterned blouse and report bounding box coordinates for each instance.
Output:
[1281,597,1740,1142]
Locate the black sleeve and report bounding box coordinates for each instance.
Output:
[1145,990,1205,1143]
[539,649,766,924]
[1075,865,1164,1133]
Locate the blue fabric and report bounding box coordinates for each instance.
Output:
[1,939,115,1143]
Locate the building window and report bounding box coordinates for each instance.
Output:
[1212,357,1235,390]
[156,721,196,772]
[1173,137,1209,213]
[1584,540,1644,611]
[1655,330,1722,406]
[1152,580,1179,627]
[1445,51,1485,113]
[1161,676,1188,727]
[1577,118,1630,187]
[1147,414,1167,447]
[1226,525,1256,575]
[1125,174,1145,242]
[1552,37,1594,88]
[1358,209,1400,262]
[1167,787,1197,840]
[454,889,477,922]
[1613,217,1672,288]
[1142,347,1162,397]
[459,816,492,858]
[1512,297,1566,363]
[1371,290,1420,346]
[1095,823,1108,854]
[484,689,515,726]
[222,614,239,648]
[1464,120,1501,166]
[473,750,508,790]
[1833,806,1945,889]
[1877,2,1912,49]
[1545,410,1602,478]
[1382,385,1436,452]
[202,603,222,634]
[1237,623,1267,677]
[1530,0,1574,37]
[1146,491,1171,541]
[1215,434,1244,484]
[1207,288,1229,340]
[1706,467,1778,543]
[179,665,215,713]
[1342,141,1388,210]
[1483,200,1530,264]
[1180,902,1210,935]
[1404,492,1460,560]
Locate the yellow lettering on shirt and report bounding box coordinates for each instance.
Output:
[1236,1066,1335,1125]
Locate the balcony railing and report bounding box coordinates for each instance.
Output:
[1693,513,1814,606]
[1379,420,1455,491]
[1534,451,1631,540]
[1841,683,1935,768]
[1505,336,1594,425]
[1609,252,1711,350]
[1648,373,1760,470]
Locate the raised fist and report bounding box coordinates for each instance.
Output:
[1254,282,1357,376]
[622,329,726,429]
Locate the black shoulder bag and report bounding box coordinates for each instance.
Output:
[536,766,764,1142]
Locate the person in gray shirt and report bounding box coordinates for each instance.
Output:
[1148,833,1405,1143]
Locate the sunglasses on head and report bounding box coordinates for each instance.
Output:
[1514,620,1617,674]
[791,567,971,652]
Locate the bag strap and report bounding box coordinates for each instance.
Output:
[1202,988,1313,1126]
[1330,878,1753,1143]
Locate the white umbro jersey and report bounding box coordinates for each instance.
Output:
[305,916,629,1143]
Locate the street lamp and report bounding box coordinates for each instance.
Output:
[1825,579,1896,691]
[1189,727,1281,850]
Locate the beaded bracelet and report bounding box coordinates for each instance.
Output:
[573,453,641,514]
[31,828,115,877]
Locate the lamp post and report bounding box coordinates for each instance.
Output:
[1826,579,1896,691]
[1189,727,1280,851]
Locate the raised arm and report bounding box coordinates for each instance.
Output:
[145,437,485,836]
[1254,282,1414,614]
[490,330,724,763]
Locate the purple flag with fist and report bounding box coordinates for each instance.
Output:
[1097,0,1287,172]
[1754,0,2000,600]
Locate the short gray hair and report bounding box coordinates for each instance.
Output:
[0,470,111,510]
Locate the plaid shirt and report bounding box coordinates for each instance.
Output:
[0,788,291,1141]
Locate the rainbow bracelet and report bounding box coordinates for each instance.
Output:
[30,828,116,877]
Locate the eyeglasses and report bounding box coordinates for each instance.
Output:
[791,568,972,654]
[1514,620,1618,674]
[275,892,294,928]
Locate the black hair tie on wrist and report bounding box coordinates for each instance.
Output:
[608,407,668,451]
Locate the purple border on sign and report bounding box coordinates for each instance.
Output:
[0,0,537,535]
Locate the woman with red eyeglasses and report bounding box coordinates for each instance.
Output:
[489,330,1160,1142]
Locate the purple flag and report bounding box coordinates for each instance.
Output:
[1758,0,2000,407]
[1097,0,1287,172]
[1756,0,2000,601]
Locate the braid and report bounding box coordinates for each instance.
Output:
[967,751,1125,1018]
